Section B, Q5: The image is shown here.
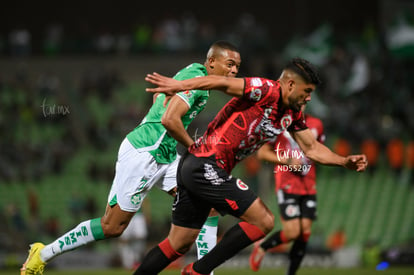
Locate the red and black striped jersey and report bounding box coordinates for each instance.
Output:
[189,77,307,173]
[273,114,325,195]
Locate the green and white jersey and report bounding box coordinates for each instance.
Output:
[126,63,209,164]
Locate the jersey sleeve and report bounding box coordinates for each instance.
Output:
[287,111,308,132]
[176,89,209,109]
[242,77,274,103]
[174,63,209,108]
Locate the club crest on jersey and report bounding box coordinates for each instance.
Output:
[280,114,292,130]
[285,205,300,217]
[249,88,262,102]
[131,193,142,205]
[236,179,249,190]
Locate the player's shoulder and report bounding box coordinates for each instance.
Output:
[245,77,277,88]
[174,63,207,80]
[243,77,280,102]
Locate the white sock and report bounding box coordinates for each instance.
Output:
[196,216,219,275]
[40,218,105,262]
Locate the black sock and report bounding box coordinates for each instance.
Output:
[193,223,256,274]
[286,240,308,275]
[133,246,171,275]
[261,230,284,250]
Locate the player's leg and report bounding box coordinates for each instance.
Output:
[177,154,274,274]
[127,212,148,268]
[286,195,316,275]
[41,140,161,260]
[249,191,302,271]
[47,204,134,260]
[189,197,274,274]
[265,217,302,248]
[117,227,135,270]
[134,180,210,275]
[21,138,157,274]
[286,218,312,275]
[249,218,300,271]
[117,211,147,269]
[134,224,201,275]
[196,209,219,275]
[21,204,134,275]
[162,155,220,275]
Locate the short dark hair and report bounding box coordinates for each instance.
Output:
[285,57,321,85]
[211,40,239,53]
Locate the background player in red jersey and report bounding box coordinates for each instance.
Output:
[249,105,325,274]
[134,58,367,275]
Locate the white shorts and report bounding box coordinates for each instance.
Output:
[107,138,179,212]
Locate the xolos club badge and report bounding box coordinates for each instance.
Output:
[280,114,292,130]
[236,179,249,190]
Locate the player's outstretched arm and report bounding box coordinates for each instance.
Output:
[257,143,302,166]
[292,129,368,172]
[145,72,245,98]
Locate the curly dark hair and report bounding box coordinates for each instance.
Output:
[285,57,322,85]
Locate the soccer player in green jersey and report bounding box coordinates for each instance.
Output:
[21,40,241,275]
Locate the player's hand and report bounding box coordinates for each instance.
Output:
[145,72,184,96]
[344,154,368,172]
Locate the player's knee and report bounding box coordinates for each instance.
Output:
[285,227,301,240]
[169,236,197,255]
[260,212,275,234]
[168,227,200,254]
[175,241,194,255]
[101,223,126,238]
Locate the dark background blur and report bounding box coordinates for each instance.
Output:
[0,0,380,54]
[1,0,414,270]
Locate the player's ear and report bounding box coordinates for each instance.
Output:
[288,79,295,90]
[208,57,215,69]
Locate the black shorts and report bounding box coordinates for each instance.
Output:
[172,152,258,229]
[277,190,317,221]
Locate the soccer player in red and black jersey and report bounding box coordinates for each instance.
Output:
[134,58,368,275]
[249,106,325,274]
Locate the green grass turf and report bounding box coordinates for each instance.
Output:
[3,267,414,275]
